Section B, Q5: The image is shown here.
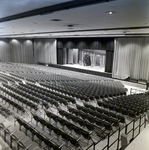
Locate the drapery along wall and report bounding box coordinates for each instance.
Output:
[0,39,10,62]
[34,39,57,64]
[9,39,33,63]
[112,37,149,81]
[0,39,33,63]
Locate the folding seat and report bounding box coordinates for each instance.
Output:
[52,127,62,142]
[58,109,65,118]
[32,114,41,127]
[79,111,87,120]
[55,116,65,128]
[33,131,44,147]
[51,99,59,108]
[10,129,26,149]
[69,114,77,124]
[95,112,102,119]
[80,129,91,144]
[121,107,129,116]
[42,101,49,109]
[43,137,63,150]
[18,135,35,150]
[84,96,89,102]
[84,103,95,111]
[76,118,85,128]
[63,111,71,121]
[95,118,103,128]
[108,103,115,111]
[30,103,38,111]
[115,105,121,113]
[102,102,109,109]
[128,110,136,118]
[103,121,112,130]
[102,114,110,123]
[76,104,82,111]
[60,98,68,106]
[85,121,94,132]
[69,107,79,116]
[97,101,103,107]
[110,117,119,126]
[87,109,95,116]
[67,136,80,149]
[17,105,25,114]
[86,114,95,123]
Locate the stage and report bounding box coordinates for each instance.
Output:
[58,63,112,78]
[63,64,105,73]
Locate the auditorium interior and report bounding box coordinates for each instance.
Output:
[0,0,149,150]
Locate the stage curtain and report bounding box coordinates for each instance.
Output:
[68,49,73,64]
[112,38,147,80]
[63,48,68,64]
[73,49,79,64]
[34,39,57,64]
[105,50,113,73]
[57,48,63,64]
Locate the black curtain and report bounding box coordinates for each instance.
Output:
[105,50,114,73]
[57,48,63,64]
[57,38,114,50]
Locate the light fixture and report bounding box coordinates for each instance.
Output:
[9,26,14,28]
[31,22,37,24]
[106,11,115,15]
[64,24,79,28]
[50,19,62,22]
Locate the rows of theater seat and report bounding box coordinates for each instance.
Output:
[97,94,149,118]
[41,80,127,101]
[0,62,149,150]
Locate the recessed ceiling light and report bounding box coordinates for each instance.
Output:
[145,22,149,25]
[106,11,115,15]
[30,30,35,32]
[50,19,62,22]
[31,22,37,24]
[64,24,79,27]
[9,26,14,28]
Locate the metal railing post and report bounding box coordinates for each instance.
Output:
[107,133,110,150]
[125,124,128,134]
[117,127,121,150]
[132,119,135,140]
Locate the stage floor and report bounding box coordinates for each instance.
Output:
[63,64,105,72]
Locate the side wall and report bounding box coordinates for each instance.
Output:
[0,38,57,64]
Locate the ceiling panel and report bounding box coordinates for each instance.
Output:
[0,0,73,17]
[0,0,149,38]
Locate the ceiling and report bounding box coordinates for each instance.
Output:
[0,0,149,38]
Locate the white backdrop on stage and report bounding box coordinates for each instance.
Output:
[82,49,106,67]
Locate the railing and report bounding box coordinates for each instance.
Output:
[87,114,148,150]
